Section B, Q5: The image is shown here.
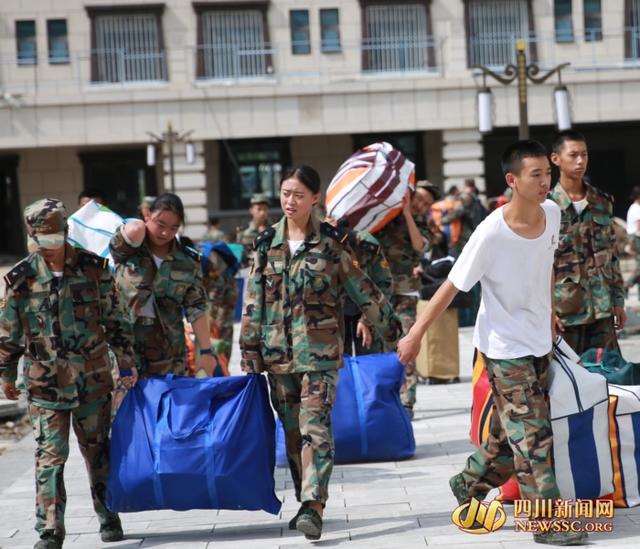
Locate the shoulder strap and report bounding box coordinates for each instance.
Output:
[254,227,275,250]
[320,222,349,246]
[4,258,35,289]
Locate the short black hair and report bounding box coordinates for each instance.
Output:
[78,188,106,204]
[280,165,321,194]
[501,140,548,176]
[552,130,587,154]
[150,193,185,223]
[631,185,640,202]
[208,215,220,226]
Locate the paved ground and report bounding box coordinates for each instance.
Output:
[1,325,639,549]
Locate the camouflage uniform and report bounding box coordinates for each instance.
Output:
[0,199,135,543]
[203,247,238,360]
[457,353,560,503]
[236,221,262,269]
[202,227,227,242]
[550,182,625,354]
[340,229,393,355]
[375,213,431,413]
[110,227,208,377]
[240,215,401,505]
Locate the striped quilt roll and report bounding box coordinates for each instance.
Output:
[325,142,415,233]
[608,385,640,507]
[549,341,614,500]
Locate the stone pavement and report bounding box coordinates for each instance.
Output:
[1,327,640,549]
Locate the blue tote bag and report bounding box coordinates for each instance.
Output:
[276,353,415,465]
[107,374,281,515]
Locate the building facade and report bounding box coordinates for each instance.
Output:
[1,0,640,250]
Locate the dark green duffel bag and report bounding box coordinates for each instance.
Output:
[580,347,640,385]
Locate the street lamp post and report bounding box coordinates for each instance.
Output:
[146,121,196,193]
[473,40,571,139]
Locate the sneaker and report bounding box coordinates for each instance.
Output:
[296,507,323,540]
[288,506,305,530]
[34,533,62,549]
[100,517,124,543]
[534,531,588,546]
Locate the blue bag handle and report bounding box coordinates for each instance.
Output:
[348,356,369,456]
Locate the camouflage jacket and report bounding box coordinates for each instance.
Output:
[374,213,431,294]
[203,249,238,311]
[236,221,261,269]
[340,229,392,317]
[109,227,208,357]
[240,215,401,374]
[550,181,625,326]
[0,245,135,409]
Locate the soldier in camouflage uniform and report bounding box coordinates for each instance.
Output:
[375,182,435,417]
[236,193,270,268]
[240,166,401,541]
[201,215,228,242]
[0,199,136,549]
[109,193,216,378]
[550,130,626,354]
[398,141,587,546]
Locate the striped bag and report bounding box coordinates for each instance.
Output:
[325,142,415,233]
[469,340,613,501]
[608,384,640,507]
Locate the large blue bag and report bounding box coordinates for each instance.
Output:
[276,353,415,466]
[107,374,281,515]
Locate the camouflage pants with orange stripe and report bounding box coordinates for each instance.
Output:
[459,353,561,502]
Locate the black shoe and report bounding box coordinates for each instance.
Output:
[288,506,305,530]
[34,532,62,549]
[100,517,124,543]
[296,507,323,540]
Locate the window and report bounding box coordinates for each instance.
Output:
[290,10,310,54]
[16,20,37,65]
[320,9,341,53]
[625,0,640,59]
[465,0,536,67]
[361,2,435,72]
[47,19,69,64]
[195,4,272,79]
[87,6,166,83]
[554,0,574,42]
[584,0,602,41]
[219,139,290,210]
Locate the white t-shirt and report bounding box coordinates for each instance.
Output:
[448,200,561,359]
[627,202,640,235]
[139,255,164,318]
[288,239,304,256]
[572,198,588,215]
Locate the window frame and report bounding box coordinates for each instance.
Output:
[624,0,640,59]
[359,0,436,72]
[554,0,574,43]
[85,4,167,83]
[47,19,70,65]
[15,20,37,66]
[320,8,342,54]
[193,1,272,79]
[583,0,603,42]
[290,9,311,55]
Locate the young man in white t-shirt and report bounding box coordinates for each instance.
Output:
[397,141,586,546]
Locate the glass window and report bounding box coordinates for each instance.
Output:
[290,10,311,55]
[320,8,341,53]
[584,0,602,41]
[554,0,574,42]
[47,19,69,64]
[220,139,290,210]
[16,20,37,65]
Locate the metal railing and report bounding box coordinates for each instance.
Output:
[90,48,167,84]
[361,37,437,74]
[194,44,274,80]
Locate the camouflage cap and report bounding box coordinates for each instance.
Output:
[24,198,67,249]
[250,193,269,206]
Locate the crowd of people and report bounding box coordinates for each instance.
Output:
[0,129,628,548]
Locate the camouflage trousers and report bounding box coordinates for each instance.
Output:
[134,318,186,377]
[268,370,338,505]
[561,316,620,356]
[210,304,235,360]
[460,353,560,502]
[29,397,118,540]
[393,294,418,412]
